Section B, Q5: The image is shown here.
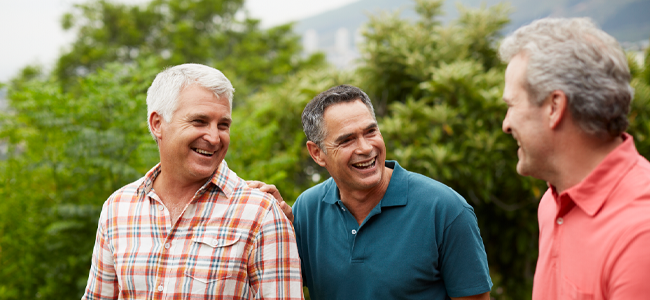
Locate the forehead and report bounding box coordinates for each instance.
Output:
[322,100,375,134]
[176,85,231,115]
[503,53,529,102]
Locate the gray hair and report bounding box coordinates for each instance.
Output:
[146,63,234,142]
[499,18,634,138]
[302,85,376,152]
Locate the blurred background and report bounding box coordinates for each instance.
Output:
[0,0,648,299]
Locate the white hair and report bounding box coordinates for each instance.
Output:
[499,18,633,138]
[146,63,234,141]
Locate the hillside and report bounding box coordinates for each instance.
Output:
[293,0,650,67]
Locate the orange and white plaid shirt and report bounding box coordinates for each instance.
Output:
[83,161,303,300]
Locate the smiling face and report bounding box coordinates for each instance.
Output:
[309,99,388,193]
[502,53,553,178]
[151,84,231,185]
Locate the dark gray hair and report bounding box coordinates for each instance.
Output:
[499,18,634,138]
[302,85,376,152]
[146,63,234,142]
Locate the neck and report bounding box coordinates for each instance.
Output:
[153,164,208,207]
[548,132,623,194]
[339,167,393,225]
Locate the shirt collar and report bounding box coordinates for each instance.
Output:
[322,160,408,207]
[559,133,639,216]
[136,160,235,199]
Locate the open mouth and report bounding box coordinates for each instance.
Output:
[352,157,376,170]
[193,148,215,157]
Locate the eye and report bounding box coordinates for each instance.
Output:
[340,138,353,145]
[218,122,231,130]
[192,119,207,125]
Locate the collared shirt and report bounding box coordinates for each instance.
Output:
[83,161,303,300]
[533,133,650,300]
[293,161,492,300]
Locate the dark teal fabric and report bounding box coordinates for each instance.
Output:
[293,161,492,300]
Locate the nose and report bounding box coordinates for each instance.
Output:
[355,137,373,154]
[502,110,512,134]
[203,125,220,145]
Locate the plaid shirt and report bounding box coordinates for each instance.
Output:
[83,161,303,300]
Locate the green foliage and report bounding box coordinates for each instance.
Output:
[628,46,650,157]
[0,59,160,298]
[56,0,323,93]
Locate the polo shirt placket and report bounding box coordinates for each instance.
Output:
[335,199,385,263]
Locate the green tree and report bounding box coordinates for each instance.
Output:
[0,59,161,299]
[56,0,323,93]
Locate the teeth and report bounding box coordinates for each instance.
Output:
[194,148,214,156]
[354,158,375,168]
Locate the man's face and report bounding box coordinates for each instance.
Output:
[502,54,552,178]
[316,100,387,192]
[155,85,231,184]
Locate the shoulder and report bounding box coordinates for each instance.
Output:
[403,168,472,211]
[228,173,278,213]
[103,177,145,207]
[294,177,336,209]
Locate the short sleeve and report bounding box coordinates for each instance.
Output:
[439,207,493,297]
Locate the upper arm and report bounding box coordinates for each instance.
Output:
[248,200,304,299]
[82,209,119,300]
[440,208,492,298]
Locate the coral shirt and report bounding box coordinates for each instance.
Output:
[533,133,650,300]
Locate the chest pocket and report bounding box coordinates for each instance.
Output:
[561,277,594,300]
[184,231,246,284]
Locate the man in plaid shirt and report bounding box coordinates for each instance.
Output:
[82,64,303,300]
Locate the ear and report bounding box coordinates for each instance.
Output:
[306,141,327,167]
[149,112,164,141]
[548,90,568,130]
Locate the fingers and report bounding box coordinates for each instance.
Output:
[278,200,294,224]
[246,181,293,224]
[246,180,264,188]
[247,181,283,202]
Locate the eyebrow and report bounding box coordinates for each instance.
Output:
[334,122,378,144]
[188,113,232,123]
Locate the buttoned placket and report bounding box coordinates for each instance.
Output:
[150,189,185,300]
[337,200,385,263]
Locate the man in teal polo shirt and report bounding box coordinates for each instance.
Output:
[294,84,492,299]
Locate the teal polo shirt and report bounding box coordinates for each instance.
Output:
[293,161,492,299]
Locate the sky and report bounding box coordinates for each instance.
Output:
[0,0,359,83]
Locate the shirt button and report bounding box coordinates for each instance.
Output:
[351,229,357,235]
[158,206,164,211]
[557,218,564,225]
[341,207,345,211]
[164,243,170,249]
[157,285,163,292]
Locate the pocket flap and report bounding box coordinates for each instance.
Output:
[193,233,240,248]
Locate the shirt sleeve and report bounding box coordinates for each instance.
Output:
[248,199,304,300]
[607,229,650,299]
[82,208,119,300]
[440,207,493,298]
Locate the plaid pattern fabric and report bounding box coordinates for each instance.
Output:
[82,161,303,300]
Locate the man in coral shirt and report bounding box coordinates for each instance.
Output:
[498,18,650,299]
